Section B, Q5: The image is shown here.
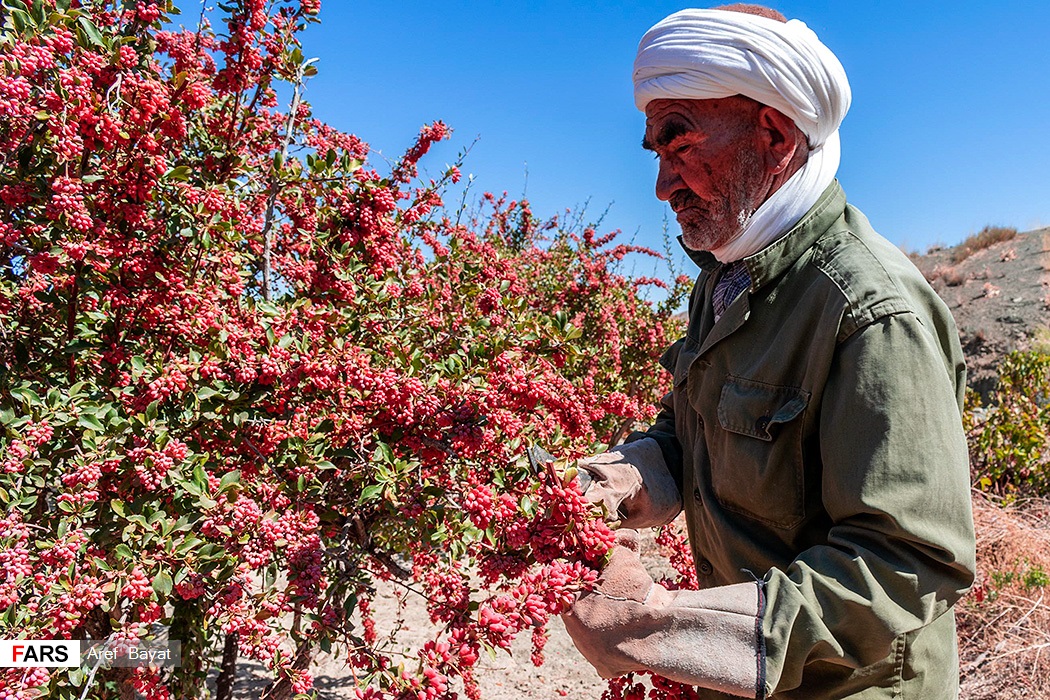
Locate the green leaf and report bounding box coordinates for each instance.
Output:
[114,544,134,561]
[197,543,224,561]
[196,386,220,400]
[193,462,208,489]
[174,537,203,557]
[10,386,42,407]
[110,499,126,517]
[76,16,105,47]
[372,442,394,464]
[153,570,173,597]
[358,484,383,504]
[164,165,193,181]
[77,413,104,432]
[219,470,240,490]
[7,7,31,35]
[181,478,203,497]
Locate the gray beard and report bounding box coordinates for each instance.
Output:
[679,205,755,253]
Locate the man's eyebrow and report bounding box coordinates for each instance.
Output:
[641,121,692,151]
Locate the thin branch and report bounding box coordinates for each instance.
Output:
[259,58,317,300]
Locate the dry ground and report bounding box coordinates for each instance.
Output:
[958,493,1050,700]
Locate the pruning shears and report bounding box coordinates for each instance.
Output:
[526,444,593,494]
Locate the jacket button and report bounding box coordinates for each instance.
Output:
[693,488,702,503]
[755,416,770,432]
[698,559,713,576]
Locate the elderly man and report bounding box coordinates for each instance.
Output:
[562,5,976,699]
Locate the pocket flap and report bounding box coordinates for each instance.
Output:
[718,376,810,441]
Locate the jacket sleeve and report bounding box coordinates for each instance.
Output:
[761,311,976,695]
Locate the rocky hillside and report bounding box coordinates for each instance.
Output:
[911,226,1050,401]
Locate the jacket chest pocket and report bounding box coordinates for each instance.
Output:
[710,375,810,529]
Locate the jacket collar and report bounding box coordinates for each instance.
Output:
[680,180,846,292]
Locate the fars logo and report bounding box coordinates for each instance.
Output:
[0,640,81,667]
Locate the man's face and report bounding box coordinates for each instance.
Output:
[643,97,767,252]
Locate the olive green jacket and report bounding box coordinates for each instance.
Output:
[634,182,976,698]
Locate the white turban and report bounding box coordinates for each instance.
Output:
[633,10,852,262]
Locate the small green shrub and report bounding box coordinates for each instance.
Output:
[1024,563,1050,590]
[988,560,1049,598]
[967,351,1050,495]
[990,569,1016,591]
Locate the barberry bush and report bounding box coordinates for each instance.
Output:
[0,1,688,698]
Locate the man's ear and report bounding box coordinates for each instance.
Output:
[756,106,804,175]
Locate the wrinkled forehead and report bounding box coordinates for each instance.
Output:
[644,97,759,134]
[644,99,693,129]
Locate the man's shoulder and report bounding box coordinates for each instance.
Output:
[804,202,950,341]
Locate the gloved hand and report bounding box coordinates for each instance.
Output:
[586,529,673,605]
[578,438,682,529]
[562,530,764,698]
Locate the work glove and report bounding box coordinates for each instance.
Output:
[578,438,682,529]
[562,530,765,698]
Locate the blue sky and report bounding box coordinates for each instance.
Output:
[291,2,1050,275]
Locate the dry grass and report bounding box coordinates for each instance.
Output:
[1030,327,1050,355]
[958,491,1050,699]
[952,226,1019,264]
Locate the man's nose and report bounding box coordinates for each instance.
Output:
[654,158,680,202]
